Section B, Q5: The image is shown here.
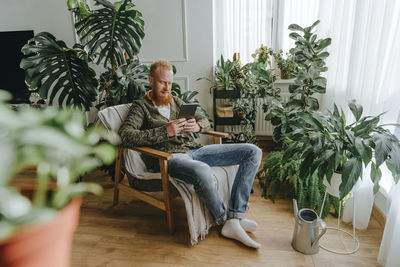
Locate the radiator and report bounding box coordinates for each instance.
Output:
[222,93,291,136]
[255,93,291,136]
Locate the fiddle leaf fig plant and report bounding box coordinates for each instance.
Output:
[292,100,400,199]
[262,20,331,143]
[0,90,119,241]
[288,20,331,112]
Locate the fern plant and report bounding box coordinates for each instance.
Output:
[256,139,340,218]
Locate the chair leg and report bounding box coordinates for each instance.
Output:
[159,158,175,234]
[113,147,123,205]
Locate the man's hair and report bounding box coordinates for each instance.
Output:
[150,59,173,76]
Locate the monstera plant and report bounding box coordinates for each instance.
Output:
[97,59,150,108]
[20,33,99,110]
[74,0,144,67]
[20,0,147,111]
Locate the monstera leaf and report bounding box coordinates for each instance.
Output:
[75,0,145,68]
[97,59,149,108]
[20,32,98,111]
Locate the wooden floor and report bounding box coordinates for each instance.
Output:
[70,169,383,267]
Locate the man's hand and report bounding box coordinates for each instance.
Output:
[183,118,200,133]
[166,118,187,137]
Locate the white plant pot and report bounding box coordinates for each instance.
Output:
[323,172,342,198]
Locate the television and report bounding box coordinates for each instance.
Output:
[0,30,34,104]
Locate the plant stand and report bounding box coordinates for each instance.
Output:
[319,173,359,255]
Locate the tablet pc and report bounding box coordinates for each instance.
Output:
[178,103,198,119]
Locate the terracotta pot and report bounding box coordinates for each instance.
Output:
[0,198,82,267]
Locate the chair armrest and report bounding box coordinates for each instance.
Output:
[129,146,173,161]
[203,130,230,138]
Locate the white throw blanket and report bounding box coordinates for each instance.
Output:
[124,149,238,245]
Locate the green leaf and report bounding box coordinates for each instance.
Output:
[389,143,400,175]
[289,32,302,41]
[357,139,373,165]
[339,158,362,199]
[20,32,98,110]
[316,38,332,51]
[75,0,145,68]
[313,77,327,88]
[348,100,363,121]
[374,132,394,167]
[370,162,382,194]
[309,20,320,29]
[288,24,304,32]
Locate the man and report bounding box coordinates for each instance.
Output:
[119,60,262,248]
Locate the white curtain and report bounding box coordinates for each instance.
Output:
[378,182,400,267]
[217,1,400,263]
[311,0,400,264]
[279,0,320,53]
[213,0,274,64]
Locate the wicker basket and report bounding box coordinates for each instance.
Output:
[216,104,234,118]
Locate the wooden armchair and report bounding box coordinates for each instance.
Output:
[97,104,234,242]
[113,130,229,234]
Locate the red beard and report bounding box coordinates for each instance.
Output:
[151,90,172,106]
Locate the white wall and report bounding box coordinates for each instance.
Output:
[1,0,215,142]
[134,0,215,143]
[0,0,76,47]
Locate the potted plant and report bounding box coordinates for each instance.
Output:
[292,100,400,200]
[0,90,118,267]
[273,50,297,79]
[20,0,147,111]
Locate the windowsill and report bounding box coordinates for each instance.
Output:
[275,78,295,84]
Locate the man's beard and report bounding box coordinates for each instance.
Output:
[152,90,172,106]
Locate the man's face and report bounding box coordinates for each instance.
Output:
[149,67,173,106]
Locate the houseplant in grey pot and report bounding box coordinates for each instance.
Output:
[0,90,118,267]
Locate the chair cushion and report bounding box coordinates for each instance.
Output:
[97,104,164,179]
[97,104,131,133]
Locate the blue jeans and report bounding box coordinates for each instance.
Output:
[168,143,262,225]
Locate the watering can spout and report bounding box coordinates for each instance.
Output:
[292,199,298,219]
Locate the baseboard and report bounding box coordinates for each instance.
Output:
[372,203,386,228]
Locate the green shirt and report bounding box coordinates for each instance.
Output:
[118,96,211,170]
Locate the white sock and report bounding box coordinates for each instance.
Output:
[240,218,258,233]
[221,219,261,249]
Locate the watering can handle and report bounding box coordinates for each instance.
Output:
[292,199,298,219]
[312,219,327,249]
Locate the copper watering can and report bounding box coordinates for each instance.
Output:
[292,199,327,255]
